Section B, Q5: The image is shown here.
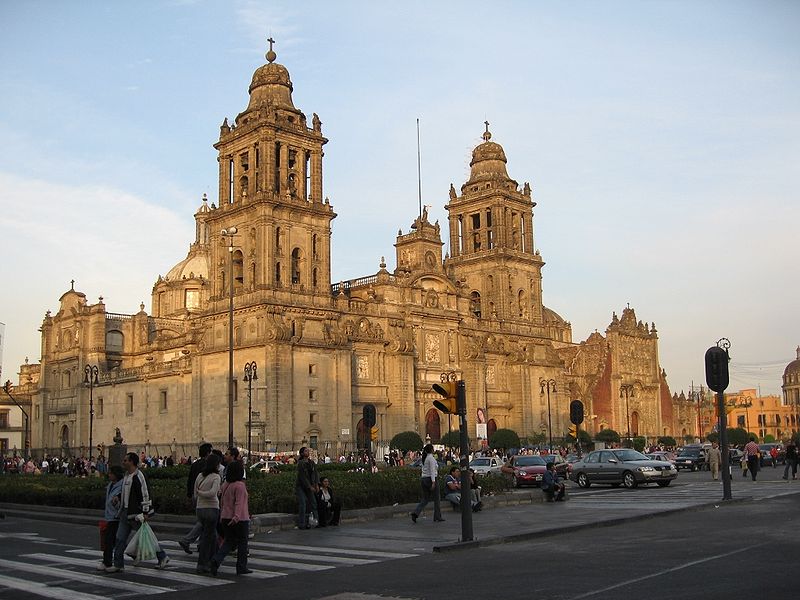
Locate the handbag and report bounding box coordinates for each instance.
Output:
[99,520,108,551]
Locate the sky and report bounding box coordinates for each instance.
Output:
[0,0,797,396]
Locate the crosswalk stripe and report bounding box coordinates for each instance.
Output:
[247,540,418,559]
[67,549,286,580]
[0,573,111,600]
[244,556,334,571]
[23,554,231,587]
[0,558,172,595]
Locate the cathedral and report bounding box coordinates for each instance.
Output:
[10,44,682,456]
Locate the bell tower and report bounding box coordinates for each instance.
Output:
[445,123,544,323]
[209,39,336,299]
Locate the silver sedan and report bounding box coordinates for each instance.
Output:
[569,448,678,489]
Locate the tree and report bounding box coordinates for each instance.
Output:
[577,430,593,447]
[489,428,521,451]
[706,432,719,443]
[727,427,752,446]
[595,429,620,444]
[389,431,423,454]
[632,436,647,452]
[439,430,461,449]
[763,434,776,443]
[657,436,677,448]
[522,432,546,446]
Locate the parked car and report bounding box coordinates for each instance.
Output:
[758,443,785,466]
[729,448,745,463]
[675,448,707,471]
[469,456,506,476]
[507,455,548,487]
[645,451,676,465]
[250,459,281,473]
[569,448,678,489]
[541,453,571,478]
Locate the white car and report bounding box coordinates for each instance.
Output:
[469,456,506,476]
[250,459,281,472]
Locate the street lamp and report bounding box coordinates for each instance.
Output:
[540,378,557,451]
[83,365,99,459]
[688,386,706,440]
[243,361,258,464]
[2,381,30,460]
[738,395,753,433]
[620,384,635,446]
[221,226,238,449]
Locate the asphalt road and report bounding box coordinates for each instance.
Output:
[0,466,797,600]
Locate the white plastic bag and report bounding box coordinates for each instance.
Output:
[124,529,140,559]
[136,522,159,563]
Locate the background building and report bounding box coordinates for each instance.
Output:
[12,46,682,457]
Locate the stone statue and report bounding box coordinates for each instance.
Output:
[449,183,457,200]
[312,112,321,131]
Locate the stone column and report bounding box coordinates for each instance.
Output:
[311,150,323,203]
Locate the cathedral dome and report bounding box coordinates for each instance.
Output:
[784,346,800,377]
[247,43,295,109]
[465,123,511,185]
[165,253,209,282]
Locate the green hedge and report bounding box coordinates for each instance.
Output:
[0,466,512,515]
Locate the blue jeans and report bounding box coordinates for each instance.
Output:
[196,507,219,570]
[296,486,317,528]
[113,509,166,568]
[413,477,442,519]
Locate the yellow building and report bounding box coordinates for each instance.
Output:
[11,44,684,457]
[726,387,799,441]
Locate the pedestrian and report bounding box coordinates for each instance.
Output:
[295,447,318,529]
[782,440,798,480]
[315,476,342,526]
[223,446,246,479]
[769,446,778,468]
[410,443,444,523]
[97,465,124,571]
[542,462,566,501]
[708,441,722,481]
[178,442,212,554]
[108,452,170,573]
[744,437,760,482]
[210,460,251,576]
[194,453,221,574]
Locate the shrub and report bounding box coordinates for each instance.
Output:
[632,436,646,452]
[489,428,520,450]
[727,427,751,446]
[389,431,424,454]
[595,429,620,444]
[577,430,593,446]
[439,431,461,449]
[763,434,776,443]
[657,436,677,448]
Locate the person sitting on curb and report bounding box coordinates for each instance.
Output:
[315,476,342,526]
[542,462,566,502]
[443,466,482,512]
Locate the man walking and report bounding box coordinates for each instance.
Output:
[178,443,212,554]
[108,452,169,572]
[782,439,798,480]
[708,441,722,481]
[744,436,760,482]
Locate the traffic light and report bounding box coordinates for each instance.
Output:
[569,400,584,425]
[432,380,458,414]
[705,346,729,393]
[370,426,378,442]
[568,424,578,439]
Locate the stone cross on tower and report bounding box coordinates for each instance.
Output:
[483,121,491,141]
[266,37,277,63]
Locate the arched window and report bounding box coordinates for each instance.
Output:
[470,291,481,318]
[275,262,281,285]
[312,268,318,288]
[60,424,70,448]
[275,227,282,255]
[291,248,302,285]
[518,290,526,317]
[631,411,640,437]
[487,418,498,440]
[239,175,248,199]
[106,330,124,353]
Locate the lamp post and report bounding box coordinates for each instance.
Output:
[221,226,238,449]
[540,378,557,451]
[2,381,30,460]
[688,384,707,440]
[620,384,635,446]
[83,365,99,459]
[243,361,258,464]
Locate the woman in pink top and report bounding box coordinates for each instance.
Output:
[209,460,251,576]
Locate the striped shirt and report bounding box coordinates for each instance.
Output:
[744,441,760,457]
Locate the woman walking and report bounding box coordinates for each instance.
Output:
[194,453,221,574]
[210,460,251,576]
[410,444,444,524]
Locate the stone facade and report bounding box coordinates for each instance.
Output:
[16,44,688,454]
